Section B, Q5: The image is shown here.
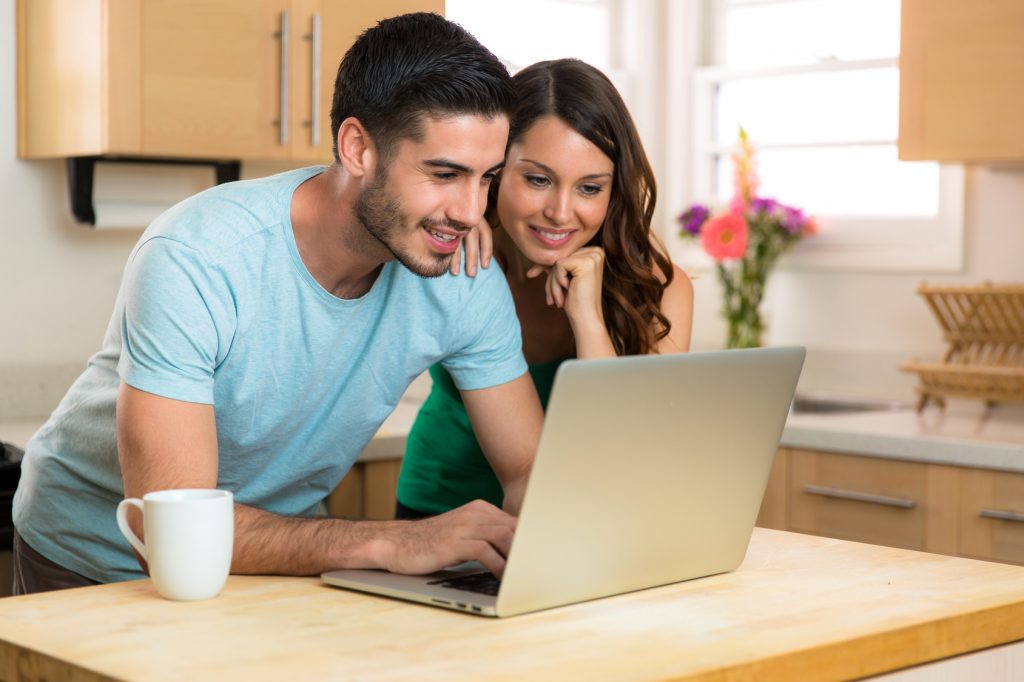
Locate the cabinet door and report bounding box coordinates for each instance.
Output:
[789,450,928,550]
[301,0,446,162]
[960,469,1024,566]
[899,0,1024,162]
[756,448,788,530]
[141,0,290,159]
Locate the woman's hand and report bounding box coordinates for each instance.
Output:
[527,246,606,328]
[449,217,494,277]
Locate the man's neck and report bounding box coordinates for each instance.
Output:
[291,165,392,300]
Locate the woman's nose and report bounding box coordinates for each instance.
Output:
[543,194,572,225]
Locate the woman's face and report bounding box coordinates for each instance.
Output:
[497,115,614,267]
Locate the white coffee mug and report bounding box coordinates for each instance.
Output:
[116,489,234,601]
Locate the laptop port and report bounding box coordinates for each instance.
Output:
[471,606,482,612]
[456,602,467,609]
[431,599,450,605]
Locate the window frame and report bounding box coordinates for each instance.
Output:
[674,1,965,274]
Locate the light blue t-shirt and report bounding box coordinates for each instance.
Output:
[13,166,526,583]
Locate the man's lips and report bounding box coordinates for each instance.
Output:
[422,224,466,254]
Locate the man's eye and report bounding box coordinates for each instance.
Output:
[525,175,550,188]
[482,172,499,184]
[434,172,457,181]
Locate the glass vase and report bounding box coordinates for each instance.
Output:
[716,262,767,349]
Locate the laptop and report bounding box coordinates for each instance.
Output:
[322,346,805,617]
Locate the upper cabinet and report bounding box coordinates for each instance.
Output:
[899,0,1024,163]
[16,0,444,162]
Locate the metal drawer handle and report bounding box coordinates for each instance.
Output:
[802,484,916,509]
[308,13,321,147]
[275,11,290,145]
[980,508,1024,523]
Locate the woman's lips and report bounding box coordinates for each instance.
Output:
[529,225,575,247]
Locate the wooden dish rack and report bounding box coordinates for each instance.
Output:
[900,282,1024,411]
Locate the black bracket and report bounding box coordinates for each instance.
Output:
[66,156,242,226]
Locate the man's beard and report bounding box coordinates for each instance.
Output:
[354,173,457,279]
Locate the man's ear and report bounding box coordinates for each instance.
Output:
[337,117,378,179]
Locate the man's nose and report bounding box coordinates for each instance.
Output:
[447,182,485,228]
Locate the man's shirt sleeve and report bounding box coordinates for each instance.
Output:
[117,237,236,404]
[441,262,528,391]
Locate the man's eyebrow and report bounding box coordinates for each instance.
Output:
[522,158,612,181]
[423,159,505,175]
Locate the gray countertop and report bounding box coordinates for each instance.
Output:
[782,402,1024,472]
[0,398,422,464]
[6,398,1022,472]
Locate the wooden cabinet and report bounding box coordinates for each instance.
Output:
[899,0,1024,162]
[757,447,1022,565]
[327,459,402,521]
[755,447,788,530]
[17,0,443,162]
[960,468,1024,565]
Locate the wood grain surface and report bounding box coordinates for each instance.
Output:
[2,529,1024,682]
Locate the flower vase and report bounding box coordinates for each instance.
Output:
[717,262,766,349]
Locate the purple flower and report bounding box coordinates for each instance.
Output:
[780,205,806,234]
[679,204,710,235]
[750,197,779,214]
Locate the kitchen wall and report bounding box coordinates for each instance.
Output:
[2,1,1023,421]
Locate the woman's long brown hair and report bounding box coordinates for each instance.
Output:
[491,59,673,355]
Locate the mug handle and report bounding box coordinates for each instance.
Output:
[116,498,148,561]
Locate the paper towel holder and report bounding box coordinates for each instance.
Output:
[67,156,242,226]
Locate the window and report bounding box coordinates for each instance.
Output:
[684,0,964,272]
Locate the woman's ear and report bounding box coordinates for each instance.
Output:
[336,117,378,178]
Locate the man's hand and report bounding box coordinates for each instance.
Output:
[373,500,516,577]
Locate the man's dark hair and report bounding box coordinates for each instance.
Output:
[330,12,514,164]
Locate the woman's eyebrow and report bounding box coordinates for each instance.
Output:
[521,158,611,181]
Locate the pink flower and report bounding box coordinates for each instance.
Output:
[701,211,748,261]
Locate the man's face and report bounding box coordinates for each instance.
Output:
[355,114,509,278]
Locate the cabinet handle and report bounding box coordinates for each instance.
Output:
[309,13,321,147]
[276,11,290,145]
[980,508,1024,523]
[802,484,916,509]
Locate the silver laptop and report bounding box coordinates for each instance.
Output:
[322,346,805,617]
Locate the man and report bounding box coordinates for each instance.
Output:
[12,12,542,594]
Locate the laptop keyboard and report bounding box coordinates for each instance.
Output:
[427,571,501,596]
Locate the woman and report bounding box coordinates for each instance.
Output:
[395,59,694,518]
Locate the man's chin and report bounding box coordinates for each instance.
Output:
[396,253,452,279]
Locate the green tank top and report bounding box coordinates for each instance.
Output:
[396,359,564,515]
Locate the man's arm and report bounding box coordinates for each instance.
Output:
[461,373,544,516]
[117,383,518,577]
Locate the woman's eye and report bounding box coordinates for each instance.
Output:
[525,175,550,188]
[579,184,604,196]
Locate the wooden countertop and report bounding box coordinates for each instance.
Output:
[2,529,1024,682]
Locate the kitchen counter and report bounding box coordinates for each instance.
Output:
[0,395,423,464]
[783,403,1024,472]
[1,528,1023,681]
[7,398,1022,473]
